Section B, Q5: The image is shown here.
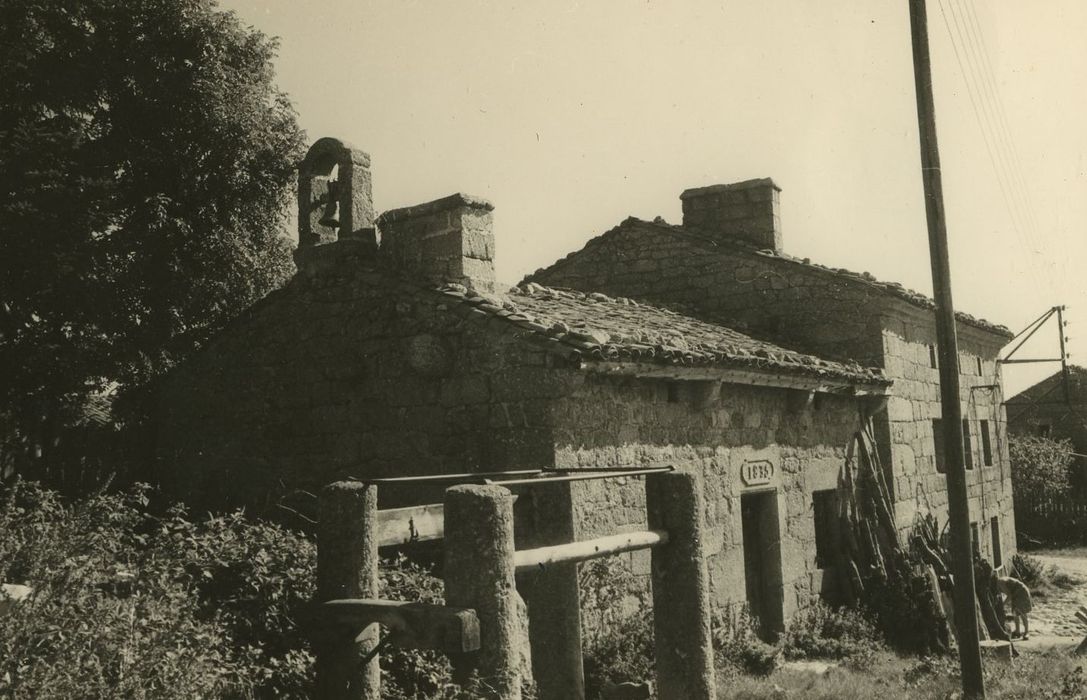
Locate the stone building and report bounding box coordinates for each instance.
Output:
[1006,366,1087,491]
[527,177,1018,568]
[156,139,896,636]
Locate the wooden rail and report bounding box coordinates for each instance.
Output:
[318,599,480,653]
[512,529,669,573]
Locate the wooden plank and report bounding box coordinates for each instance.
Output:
[513,530,669,573]
[358,469,542,485]
[318,599,480,653]
[376,503,445,547]
[584,362,889,395]
[492,467,672,488]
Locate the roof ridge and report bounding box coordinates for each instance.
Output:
[551,216,1012,338]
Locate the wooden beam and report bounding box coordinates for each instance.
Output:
[513,530,669,573]
[318,599,481,653]
[356,469,542,485]
[582,362,889,395]
[492,467,672,488]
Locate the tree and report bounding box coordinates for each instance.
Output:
[0,0,305,478]
[1009,434,1073,503]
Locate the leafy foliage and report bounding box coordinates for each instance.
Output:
[578,557,654,698]
[0,480,315,697]
[0,480,506,699]
[0,0,305,477]
[1010,435,1074,502]
[782,601,882,664]
[711,604,781,678]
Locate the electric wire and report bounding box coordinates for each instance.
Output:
[933,0,1052,296]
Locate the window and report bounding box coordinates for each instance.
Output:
[928,344,938,369]
[962,420,974,470]
[990,516,1002,568]
[933,419,975,472]
[980,420,993,466]
[812,490,839,568]
[933,419,946,473]
[976,357,983,375]
[970,522,980,556]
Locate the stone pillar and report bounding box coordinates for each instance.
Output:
[645,471,717,700]
[519,482,584,700]
[444,484,523,699]
[315,481,380,699]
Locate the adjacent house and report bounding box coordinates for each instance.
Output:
[526,177,1017,567]
[1006,366,1087,491]
[155,139,899,635]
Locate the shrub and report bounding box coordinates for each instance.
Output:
[0,479,496,699]
[1010,552,1046,589]
[1009,435,1073,502]
[782,601,883,664]
[0,480,304,698]
[578,557,654,699]
[712,604,781,677]
[1010,552,1082,602]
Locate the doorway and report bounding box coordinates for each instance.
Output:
[741,491,784,640]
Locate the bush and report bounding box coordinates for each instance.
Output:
[1010,435,1073,502]
[0,479,495,699]
[578,557,654,699]
[782,601,883,664]
[0,480,314,698]
[1010,552,1046,589]
[1010,552,1082,602]
[712,604,781,677]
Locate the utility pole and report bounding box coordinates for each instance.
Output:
[907,0,985,697]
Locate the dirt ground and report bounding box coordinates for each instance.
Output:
[1024,549,1087,639]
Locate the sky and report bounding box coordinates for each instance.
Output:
[220,0,1086,396]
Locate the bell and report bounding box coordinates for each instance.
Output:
[318,178,340,229]
[318,198,340,229]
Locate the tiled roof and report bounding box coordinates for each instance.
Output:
[437,282,890,387]
[542,217,1013,338]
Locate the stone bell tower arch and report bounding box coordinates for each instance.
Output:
[296,137,374,250]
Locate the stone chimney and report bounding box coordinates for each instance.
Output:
[377,193,495,293]
[680,178,782,253]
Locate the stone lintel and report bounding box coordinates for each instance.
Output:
[680,178,781,200]
[377,193,494,227]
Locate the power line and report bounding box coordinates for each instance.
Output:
[933,3,1032,251]
[953,0,1043,251]
[959,0,1067,291]
[933,0,1051,295]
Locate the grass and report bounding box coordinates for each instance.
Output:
[718,649,1087,699]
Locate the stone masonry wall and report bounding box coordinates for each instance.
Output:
[529,219,1018,566]
[880,306,1017,565]
[155,246,577,516]
[548,372,864,627]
